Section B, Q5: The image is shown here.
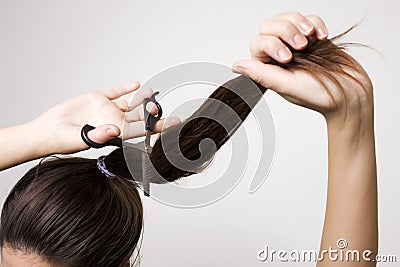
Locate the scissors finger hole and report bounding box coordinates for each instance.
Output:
[145,101,159,116]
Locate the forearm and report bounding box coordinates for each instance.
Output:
[0,120,51,171]
[317,106,378,266]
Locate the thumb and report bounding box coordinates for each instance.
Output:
[87,124,121,145]
[232,59,293,93]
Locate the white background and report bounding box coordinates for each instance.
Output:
[0,0,398,266]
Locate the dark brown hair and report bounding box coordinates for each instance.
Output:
[1,31,365,266]
[107,31,366,183]
[1,157,143,267]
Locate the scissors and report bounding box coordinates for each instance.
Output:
[143,92,163,154]
[81,91,163,196]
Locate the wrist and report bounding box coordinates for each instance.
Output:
[324,101,376,180]
[324,78,374,132]
[27,119,55,157]
[325,101,374,145]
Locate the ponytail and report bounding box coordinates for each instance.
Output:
[106,30,365,186]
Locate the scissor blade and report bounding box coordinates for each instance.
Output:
[145,130,152,154]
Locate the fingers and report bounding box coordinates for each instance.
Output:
[115,100,130,112]
[101,81,140,100]
[250,35,292,63]
[153,116,181,133]
[125,108,142,122]
[145,102,160,116]
[232,59,294,94]
[259,19,309,51]
[124,116,181,139]
[124,102,159,123]
[275,12,316,36]
[114,86,154,113]
[86,124,121,145]
[275,12,328,40]
[123,87,154,112]
[123,87,162,122]
[85,117,181,147]
[304,15,328,40]
[250,12,328,64]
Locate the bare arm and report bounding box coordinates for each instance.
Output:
[318,105,377,266]
[0,82,179,171]
[0,122,46,171]
[234,11,378,266]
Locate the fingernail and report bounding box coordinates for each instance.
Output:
[278,47,291,61]
[106,128,118,136]
[232,65,244,74]
[293,34,307,47]
[317,28,328,39]
[300,21,313,34]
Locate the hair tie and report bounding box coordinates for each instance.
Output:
[97,156,116,179]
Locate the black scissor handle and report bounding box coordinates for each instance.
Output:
[81,124,122,149]
[144,91,163,131]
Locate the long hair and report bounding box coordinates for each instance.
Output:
[106,30,366,183]
[0,30,366,266]
[0,157,143,267]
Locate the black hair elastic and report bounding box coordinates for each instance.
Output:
[81,124,122,149]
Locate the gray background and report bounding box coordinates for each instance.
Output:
[0,0,398,266]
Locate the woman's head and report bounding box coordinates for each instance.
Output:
[0,156,143,267]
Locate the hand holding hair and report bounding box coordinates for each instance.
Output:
[232,12,377,267]
[0,11,377,267]
[233,12,373,125]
